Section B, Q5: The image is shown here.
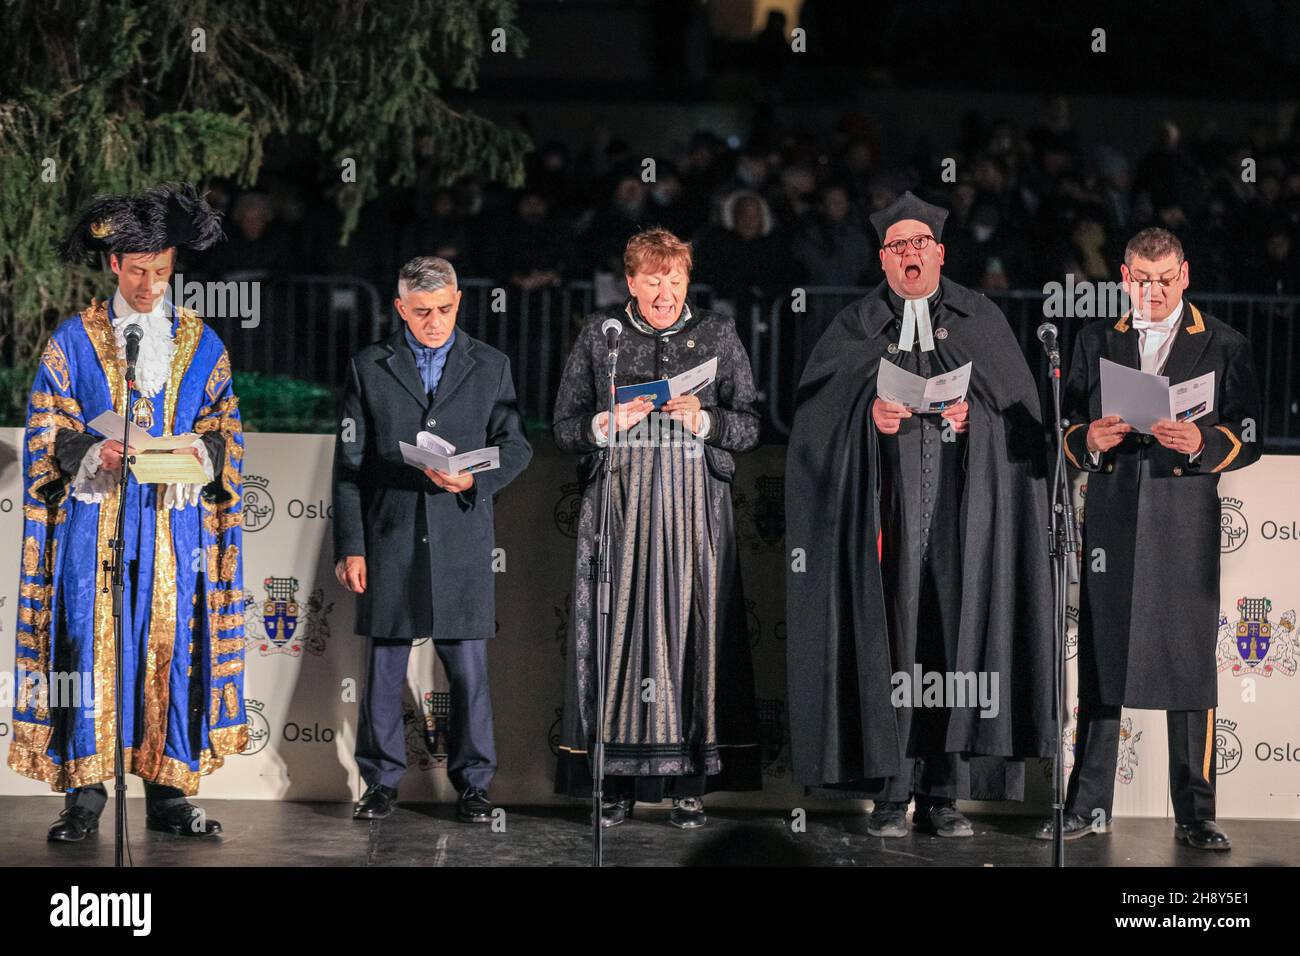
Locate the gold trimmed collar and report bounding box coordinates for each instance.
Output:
[1115,301,1204,335]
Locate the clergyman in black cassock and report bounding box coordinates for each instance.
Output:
[1037,228,1262,851]
[786,191,1055,838]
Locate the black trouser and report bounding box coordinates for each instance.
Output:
[878,755,962,806]
[876,537,963,807]
[887,546,962,808]
[65,782,191,817]
[355,638,496,794]
[1065,702,1217,825]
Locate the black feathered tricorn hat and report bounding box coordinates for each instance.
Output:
[59,181,224,264]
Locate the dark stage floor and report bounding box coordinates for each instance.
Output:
[1,797,1294,867]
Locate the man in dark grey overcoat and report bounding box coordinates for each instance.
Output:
[332,256,532,823]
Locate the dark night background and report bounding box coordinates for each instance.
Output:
[9,0,1300,443]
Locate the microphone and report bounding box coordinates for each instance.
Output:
[1036,321,1060,369]
[601,317,623,375]
[601,317,623,352]
[123,323,144,385]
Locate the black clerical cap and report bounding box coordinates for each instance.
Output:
[59,182,224,264]
[869,190,949,244]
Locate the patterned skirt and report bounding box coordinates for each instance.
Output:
[554,439,760,796]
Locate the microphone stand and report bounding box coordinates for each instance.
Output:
[591,343,619,868]
[1043,341,1080,868]
[103,367,137,868]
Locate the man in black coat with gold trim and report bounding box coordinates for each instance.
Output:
[1036,227,1262,850]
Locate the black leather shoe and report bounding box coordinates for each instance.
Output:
[669,797,707,829]
[353,783,398,820]
[913,801,974,837]
[1175,820,1231,851]
[457,787,494,824]
[146,802,222,837]
[866,800,909,837]
[1033,811,1106,841]
[592,796,634,828]
[48,806,100,843]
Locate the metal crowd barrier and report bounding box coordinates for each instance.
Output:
[205,275,1299,451]
[202,273,387,389]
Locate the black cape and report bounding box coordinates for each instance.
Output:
[785,278,1056,791]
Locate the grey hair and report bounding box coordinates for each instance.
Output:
[397,256,458,298]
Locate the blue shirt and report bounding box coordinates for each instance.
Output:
[405,325,456,400]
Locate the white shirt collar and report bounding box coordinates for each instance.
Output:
[1133,299,1183,329]
[112,288,174,324]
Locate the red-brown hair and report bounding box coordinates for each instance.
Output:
[624,227,693,277]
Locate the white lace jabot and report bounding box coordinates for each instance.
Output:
[111,290,177,397]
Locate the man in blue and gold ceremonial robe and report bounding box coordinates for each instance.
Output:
[10,182,247,842]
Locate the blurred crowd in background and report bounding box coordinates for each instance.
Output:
[190,98,1300,303]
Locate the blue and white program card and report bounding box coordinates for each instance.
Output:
[876,359,972,413]
[399,431,500,475]
[616,356,717,409]
[1100,358,1214,433]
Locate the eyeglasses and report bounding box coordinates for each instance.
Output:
[882,234,936,255]
[1127,270,1182,289]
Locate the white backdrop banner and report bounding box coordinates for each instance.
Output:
[1056,457,1300,819]
[1,428,1295,818]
